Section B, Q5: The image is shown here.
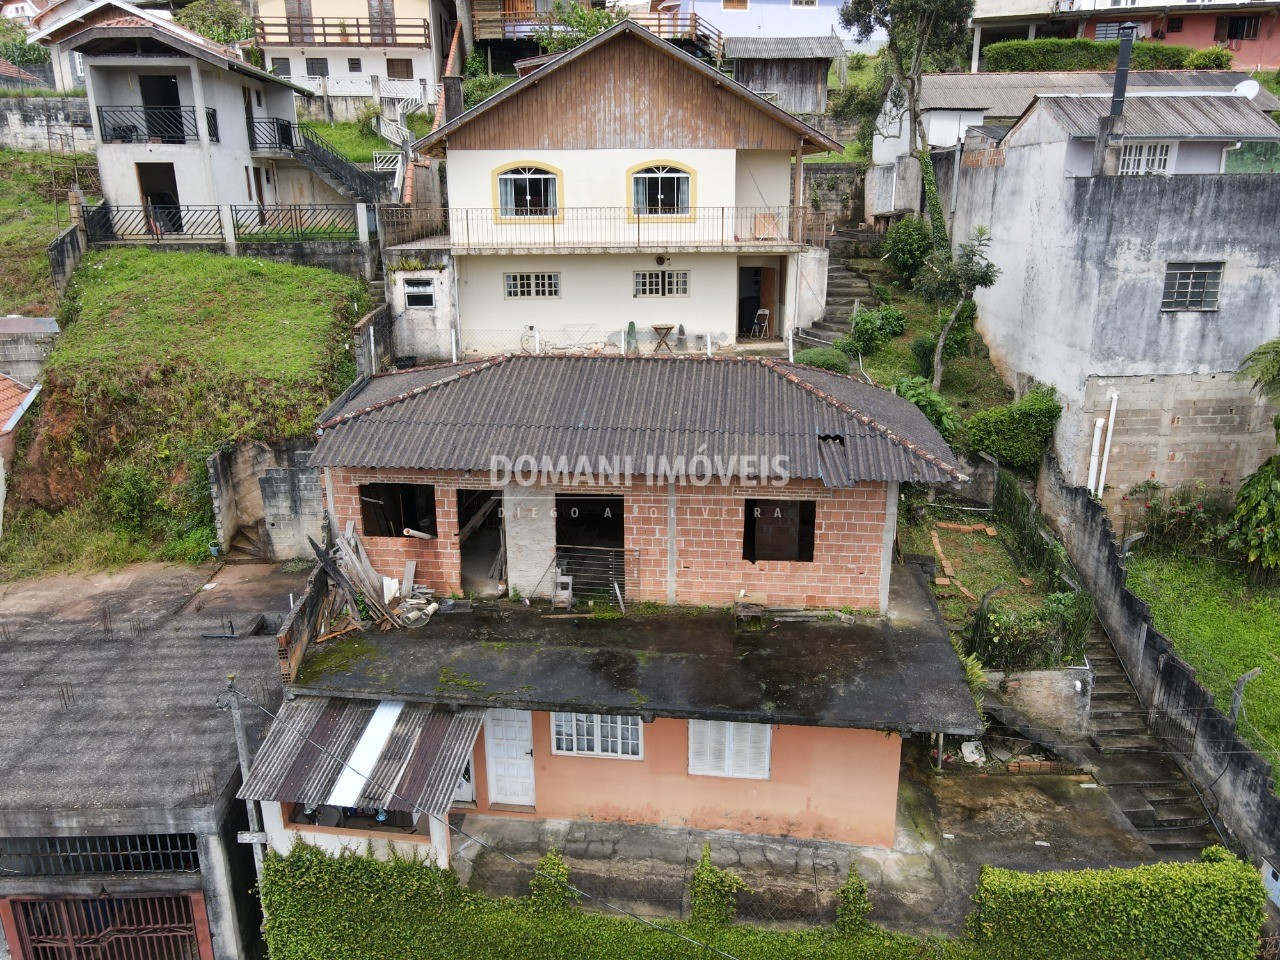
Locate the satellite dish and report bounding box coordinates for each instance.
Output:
[1234,78,1261,100]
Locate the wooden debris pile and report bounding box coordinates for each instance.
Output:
[307,524,439,632]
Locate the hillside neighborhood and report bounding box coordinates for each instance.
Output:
[1,0,1280,956]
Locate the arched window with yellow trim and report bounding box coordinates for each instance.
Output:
[631,165,691,216]
[498,166,558,216]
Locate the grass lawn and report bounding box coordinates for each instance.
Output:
[303,120,387,163]
[848,256,1014,420]
[899,513,1043,626]
[1124,552,1280,776]
[807,141,868,164]
[0,247,366,580]
[0,148,92,316]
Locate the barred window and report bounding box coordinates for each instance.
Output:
[0,835,200,876]
[1094,20,1137,39]
[551,713,643,758]
[792,0,817,7]
[634,270,689,297]
[1161,262,1222,311]
[1119,142,1171,176]
[504,272,560,299]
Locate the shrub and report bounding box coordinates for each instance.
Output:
[101,461,161,535]
[1229,453,1280,570]
[911,334,937,378]
[893,375,958,441]
[966,387,1062,474]
[834,868,872,936]
[794,347,850,374]
[689,843,748,929]
[970,590,1094,671]
[967,847,1265,960]
[982,37,1194,72]
[883,217,932,281]
[528,848,580,913]
[1186,46,1234,69]
[1129,480,1233,557]
[462,74,515,109]
[839,304,907,357]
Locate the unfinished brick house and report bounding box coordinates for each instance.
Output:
[236,355,981,859]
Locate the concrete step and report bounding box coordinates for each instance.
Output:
[1092,680,1138,701]
[1139,825,1219,853]
[1109,785,1155,828]
[1090,717,1149,737]
[1149,802,1212,829]
[1093,734,1164,754]
[1141,785,1200,805]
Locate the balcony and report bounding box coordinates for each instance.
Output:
[97,105,219,144]
[254,17,430,47]
[471,7,721,56]
[379,206,830,252]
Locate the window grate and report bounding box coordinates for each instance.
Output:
[504,272,560,298]
[0,834,200,876]
[1161,261,1222,311]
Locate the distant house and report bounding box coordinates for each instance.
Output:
[866,69,1279,215]
[946,84,1280,506]
[0,54,44,88]
[969,0,1280,72]
[33,0,384,244]
[254,0,447,111]
[723,34,844,115]
[236,353,980,862]
[661,0,850,44]
[390,20,840,359]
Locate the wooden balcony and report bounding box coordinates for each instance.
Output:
[253,17,430,47]
[471,4,722,57]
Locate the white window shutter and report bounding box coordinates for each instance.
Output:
[689,720,728,775]
[730,723,770,779]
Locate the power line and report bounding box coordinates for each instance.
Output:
[225,683,745,960]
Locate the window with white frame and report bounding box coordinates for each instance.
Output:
[1119,142,1172,176]
[551,713,643,758]
[404,278,434,307]
[632,165,691,215]
[634,270,690,297]
[498,166,558,216]
[1161,261,1222,311]
[791,0,817,7]
[504,272,560,299]
[688,720,771,779]
[1094,20,1139,38]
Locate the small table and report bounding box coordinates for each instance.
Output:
[652,324,675,354]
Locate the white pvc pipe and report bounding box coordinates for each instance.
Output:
[1097,390,1119,497]
[1086,417,1105,495]
[534,328,541,354]
[788,329,795,363]
[450,326,458,363]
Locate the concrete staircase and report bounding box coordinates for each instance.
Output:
[795,258,875,349]
[1084,624,1222,855]
[223,522,269,565]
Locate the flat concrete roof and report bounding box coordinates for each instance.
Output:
[0,316,59,334]
[0,563,306,830]
[290,564,983,736]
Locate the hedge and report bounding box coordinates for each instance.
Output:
[965,387,1061,475]
[968,847,1265,960]
[983,38,1196,72]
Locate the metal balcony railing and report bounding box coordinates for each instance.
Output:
[247,116,297,151]
[232,204,359,240]
[84,203,224,242]
[472,8,721,55]
[254,16,430,46]
[96,105,218,144]
[381,206,828,251]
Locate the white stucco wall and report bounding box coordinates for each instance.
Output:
[503,486,557,597]
[261,46,436,90]
[873,107,986,164]
[392,263,455,359]
[261,800,448,865]
[454,251,742,353]
[735,150,793,207]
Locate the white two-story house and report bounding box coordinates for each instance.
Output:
[386,19,840,359]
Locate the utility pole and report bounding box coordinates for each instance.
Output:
[218,675,266,884]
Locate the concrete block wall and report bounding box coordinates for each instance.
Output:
[0,97,95,153]
[208,440,324,559]
[1078,373,1276,511]
[324,469,890,609]
[0,328,58,385]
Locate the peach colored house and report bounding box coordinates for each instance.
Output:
[239,355,981,862]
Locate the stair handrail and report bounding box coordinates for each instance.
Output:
[295,122,385,201]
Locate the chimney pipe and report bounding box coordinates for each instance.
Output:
[1110,23,1137,118]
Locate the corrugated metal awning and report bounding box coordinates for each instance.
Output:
[238,696,484,818]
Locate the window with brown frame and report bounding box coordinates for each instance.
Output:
[386,58,414,79]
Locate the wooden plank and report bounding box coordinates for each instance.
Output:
[402,560,416,596]
[456,496,498,545]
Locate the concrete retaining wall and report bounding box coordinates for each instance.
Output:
[207,440,325,560]
[1035,453,1280,866]
[89,237,377,280]
[0,97,94,153]
[47,224,85,297]
[801,161,865,227]
[985,665,1093,734]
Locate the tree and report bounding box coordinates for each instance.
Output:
[838,0,972,154]
[913,226,999,390]
[0,18,51,66]
[532,1,623,54]
[175,0,254,44]
[1230,340,1280,571]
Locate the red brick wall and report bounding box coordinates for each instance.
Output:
[324,469,889,609]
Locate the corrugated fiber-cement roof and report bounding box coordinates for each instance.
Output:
[238,697,483,817]
[312,355,965,485]
[919,69,1280,116]
[1038,93,1280,141]
[723,35,847,60]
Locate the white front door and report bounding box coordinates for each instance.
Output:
[484,709,535,806]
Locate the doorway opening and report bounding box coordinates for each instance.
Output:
[737,264,779,340]
[136,162,182,234]
[458,489,503,597]
[554,494,625,598]
[138,74,182,142]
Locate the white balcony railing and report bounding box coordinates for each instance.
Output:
[378,206,829,251]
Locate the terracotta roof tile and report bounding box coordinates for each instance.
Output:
[0,374,33,432]
[0,56,43,84]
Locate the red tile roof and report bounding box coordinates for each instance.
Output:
[0,56,43,85]
[0,374,33,432]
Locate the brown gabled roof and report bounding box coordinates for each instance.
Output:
[0,56,43,85]
[415,20,843,156]
[312,355,965,485]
